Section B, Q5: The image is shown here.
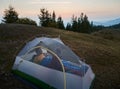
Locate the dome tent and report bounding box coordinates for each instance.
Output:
[12,37,95,89]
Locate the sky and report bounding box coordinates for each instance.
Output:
[0,0,120,25]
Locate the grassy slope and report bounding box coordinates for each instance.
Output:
[0,24,120,89]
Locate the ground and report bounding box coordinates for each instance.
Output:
[0,24,120,89]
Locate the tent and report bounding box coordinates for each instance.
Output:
[12,37,95,89]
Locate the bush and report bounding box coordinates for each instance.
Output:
[16,18,37,26]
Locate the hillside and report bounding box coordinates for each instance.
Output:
[92,29,120,41]
[93,18,120,26]
[0,24,120,89]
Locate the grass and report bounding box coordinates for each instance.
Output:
[0,24,120,89]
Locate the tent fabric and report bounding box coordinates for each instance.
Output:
[39,56,89,76]
[13,37,95,89]
[19,37,82,64]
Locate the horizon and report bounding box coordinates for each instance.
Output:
[0,0,120,25]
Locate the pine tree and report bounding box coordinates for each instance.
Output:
[50,11,57,27]
[45,10,51,27]
[57,16,65,29]
[71,15,78,32]
[38,8,51,27]
[80,14,91,33]
[52,11,56,23]
[2,6,18,23]
[66,23,72,30]
[38,8,45,26]
[77,16,82,32]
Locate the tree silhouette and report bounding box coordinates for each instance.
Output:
[57,16,65,29]
[2,6,18,23]
[38,8,48,27]
[49,11,57,27]
[16,18,37,26]
[52,11,56,23]
[66,23,72,31]
[38,8,57,27]
[38,9,65,29]
[69,13,92,33]
[71,15,78,31]
[80,14,91,33]
[39,8,93,33]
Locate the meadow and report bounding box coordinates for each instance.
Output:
[0,24,120,89]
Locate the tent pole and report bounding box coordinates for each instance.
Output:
[23,46,67,89]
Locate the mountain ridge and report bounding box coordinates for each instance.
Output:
[93,17,120,26]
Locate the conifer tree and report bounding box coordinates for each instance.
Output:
[52,11,56,23]
[80,14,91,33]
[50,11,57,27]
[2,6,18,23]
[38,8,57,27]
[57,16,65,29]
[70,13,92,33]
[38,8,51,27]
[66,23,72,30]
[71,15,78,31]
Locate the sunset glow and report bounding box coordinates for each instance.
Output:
[0,0,120,23]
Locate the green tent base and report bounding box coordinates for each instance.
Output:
[12,70,56,89]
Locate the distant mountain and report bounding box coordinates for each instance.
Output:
[109,23,120,29]
[93,18,120,27]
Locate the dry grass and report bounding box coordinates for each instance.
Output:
[0,24,120,89]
